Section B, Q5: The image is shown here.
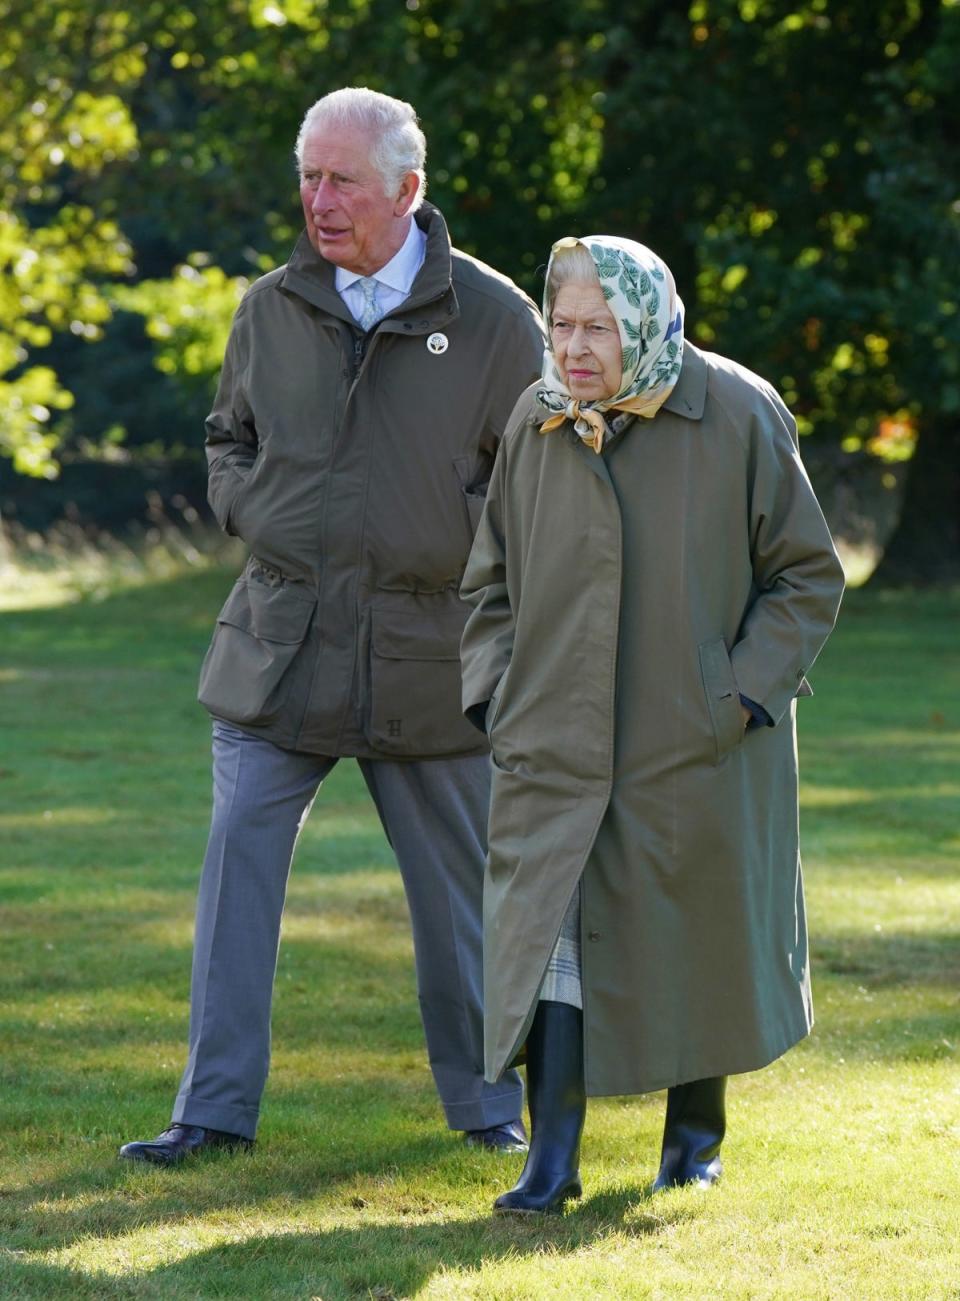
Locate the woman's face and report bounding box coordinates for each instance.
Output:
[550,282,622,401]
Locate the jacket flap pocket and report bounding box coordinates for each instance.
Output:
[218,579,315,644]
[365,601,480,756]
[371,606,462,661]
[199,579,315,727]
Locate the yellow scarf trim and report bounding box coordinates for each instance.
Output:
[539,388,674,455]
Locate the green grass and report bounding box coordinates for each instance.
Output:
[1,572,958,1299]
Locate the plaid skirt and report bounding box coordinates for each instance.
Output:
[538,885,582,1008]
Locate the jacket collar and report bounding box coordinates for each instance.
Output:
[278,204,458,333]
[334,216,425,295]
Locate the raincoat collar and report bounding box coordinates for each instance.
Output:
[662,341,707,420]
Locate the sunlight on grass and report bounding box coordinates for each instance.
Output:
[0,567,89,612]
[278,914,415,951]
[298,813,390,839]
[800,783,874,807]
[0,524,244,613]
[0,806,118,830]
[108,918,195,948]
[40,1220,306,1278]
[284,870,399,898]
[1,572,958,1298]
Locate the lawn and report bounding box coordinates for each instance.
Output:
[0,569,958,1299]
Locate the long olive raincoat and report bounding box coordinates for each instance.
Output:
[460,342,845,1095]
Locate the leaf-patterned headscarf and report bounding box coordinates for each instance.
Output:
[538,235,685,454]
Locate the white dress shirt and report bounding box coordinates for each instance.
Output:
[335,218,428,325]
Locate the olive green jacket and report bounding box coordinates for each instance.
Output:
[198,204,544,757]
[460,343,845,1093]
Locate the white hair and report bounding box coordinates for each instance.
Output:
[545,243,601,319]
[296,87,427,212]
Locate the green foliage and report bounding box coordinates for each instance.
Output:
[0,201,134,475]
[668,0,960,446]
[0,363,72,476]
[1,0,957,575]
[112,262,249,391]
[0,1,139,475]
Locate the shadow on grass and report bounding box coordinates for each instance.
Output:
[1,1177,680,1300]
[814,928,960,989]
[0,823,400,911]
[1,1118,669,1227]
[2,925,419,1009]
[0,1254,142,1301]
[805,927,960,1064]
[5,919,957,1040]
[2,1130,453,1251]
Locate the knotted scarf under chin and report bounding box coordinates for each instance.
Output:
[539,389,675,455]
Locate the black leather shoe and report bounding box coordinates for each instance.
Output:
[119,1123,252,1166]
[652,1076,726,1191]
[464,1119,528,1153]
[494,1001,586,1215]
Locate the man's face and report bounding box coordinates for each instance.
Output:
[299,122,418,275]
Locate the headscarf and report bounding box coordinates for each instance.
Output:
[537,235,685,454]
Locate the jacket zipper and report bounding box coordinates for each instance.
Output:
[352,331,366,380]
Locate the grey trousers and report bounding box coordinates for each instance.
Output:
[172,721,523,1139]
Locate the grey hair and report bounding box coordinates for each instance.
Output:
[296,87,427,212]
[544,242,601,319]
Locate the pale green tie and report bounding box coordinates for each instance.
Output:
[357,276,381,331]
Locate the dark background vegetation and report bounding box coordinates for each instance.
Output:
[2,0,958,582]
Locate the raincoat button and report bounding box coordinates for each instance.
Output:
[588,930,601,942]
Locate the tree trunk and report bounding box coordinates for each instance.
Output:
[870,414,960,586]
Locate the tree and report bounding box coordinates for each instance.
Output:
[3,0,957,582]
[0,0,139,475]
[532,0,959,583]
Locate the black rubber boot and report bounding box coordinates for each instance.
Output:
[653,1075,727,1190]
[494,1000,585,1215]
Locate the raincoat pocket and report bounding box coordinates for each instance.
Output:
[198,577,315,725]
[698,637,746,766]
[485,672,509,737]
[365,601,485,756]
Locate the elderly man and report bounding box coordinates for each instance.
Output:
[120,88,544,1165]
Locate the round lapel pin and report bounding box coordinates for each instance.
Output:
[426,332,449,355]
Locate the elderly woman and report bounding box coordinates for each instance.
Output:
[460,235,845,1215]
